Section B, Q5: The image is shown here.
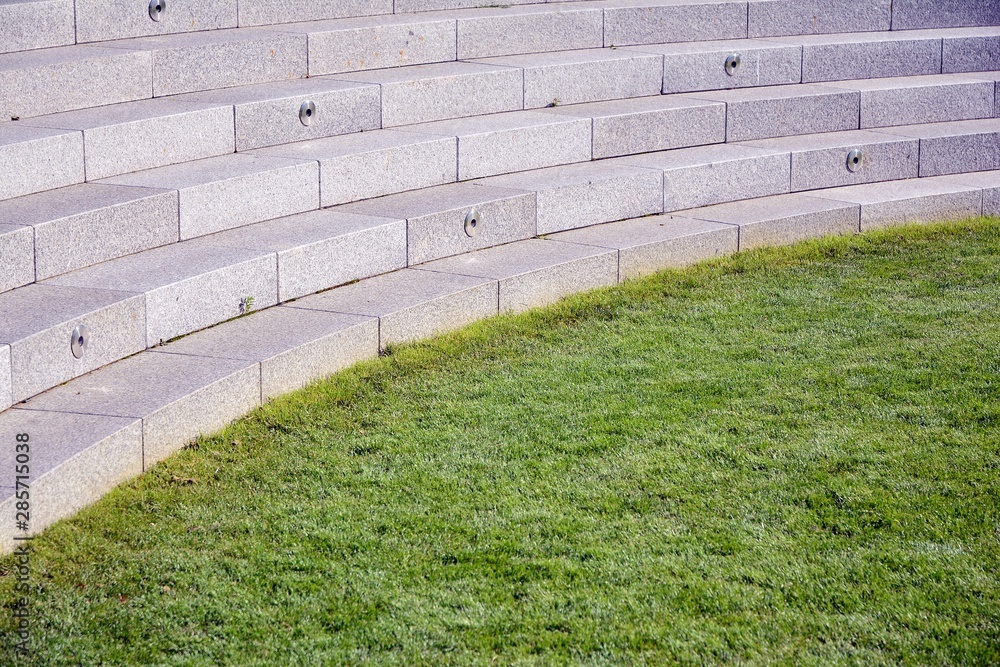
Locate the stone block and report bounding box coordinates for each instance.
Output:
[477,161,663,235]
[0,45,152,119]
[836,74,996,128]
[683,193,860,251]
[19,351,260,469]
[178,78,380,151]
[933,169,1000,215]
[883,119,1000,176]
[75,0,237,42]
[341,182,536,265]
[966,72,1000,117]
[602,0,748,46]
[474,49,662,109]
[201,209,406,301]
[748,0,891,37]
[0,124,83,201]
[419,238,618,313]
[0,0,75,54]
[0,225,34,293]
[160,307,378,401]
[691,84,860,141]
[288,268,498,349]
[238,0,390,27]
[409,111,592,180]
[0,345,9,411]
[543,95,725,159]
[254,130,456,206]
[621,144,791,212]
[335,61,523,126]
[892,1,1000,30]
[103,153,319,240]
[103,29,307,97]
[24,98,236,179]
[0,183,179,281]
[810,178,983,231]
[941,28,1000,74]
[629,39,801,94]
[765,32,943,83]
[277,13,456,75]
[548,214,739,280]
[455,5,603,59]
[741,129,920,192]
[0,284,146,402]
[0,410,142,553]
[47,240,278,348]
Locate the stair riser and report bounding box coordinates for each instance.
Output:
[0,127,84,201]
[604,3,748,47]
[0,48,151,120]
[0,0,74,54]
[6,290,147,404]
[653,43,802,94]
[0,227,33,293]
[75,0,238,43]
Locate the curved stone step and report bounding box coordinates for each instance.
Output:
[471,47,663,109]
[20,98,236,180]
[3,168,1000,552]
[98,28,307,97]
[174,77,381,151]
[0,182,179,286]
[99,152,320,240]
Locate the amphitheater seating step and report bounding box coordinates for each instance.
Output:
[404,110,594,180]
[45,239,279,348]
[420,238,619,313]
[542,96,726,159]
[173,78,381,151]
[476,160,665,235]
[548,214,739,281]
[253,129,457,206]
[677,192,862,251]
[21,98,236,179]
[200,209,406,302]
[340,182,537,264]
[101,152,319,240]
[19,350,260,470]
[0,182,179,283]
[159,307,378,402]
[0,283,145,404]
[334,61,524,126]
[287,267,499,350]
[810,176,985,230]
[620,144,791,212]
[741,129,921,191]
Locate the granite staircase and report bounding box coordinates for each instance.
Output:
[1,0,999,552]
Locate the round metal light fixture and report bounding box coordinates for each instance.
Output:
[299,100,316,127]
[148,0,165,22]
[725,53,742,76]
[464,208,481,238]
[71,324,89,360]
[847,148,864,173]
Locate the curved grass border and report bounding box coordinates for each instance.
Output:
[2,218,999,665]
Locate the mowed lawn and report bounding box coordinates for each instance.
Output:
[2,220,999,666]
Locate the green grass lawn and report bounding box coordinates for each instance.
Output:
[2,219,1000,666]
